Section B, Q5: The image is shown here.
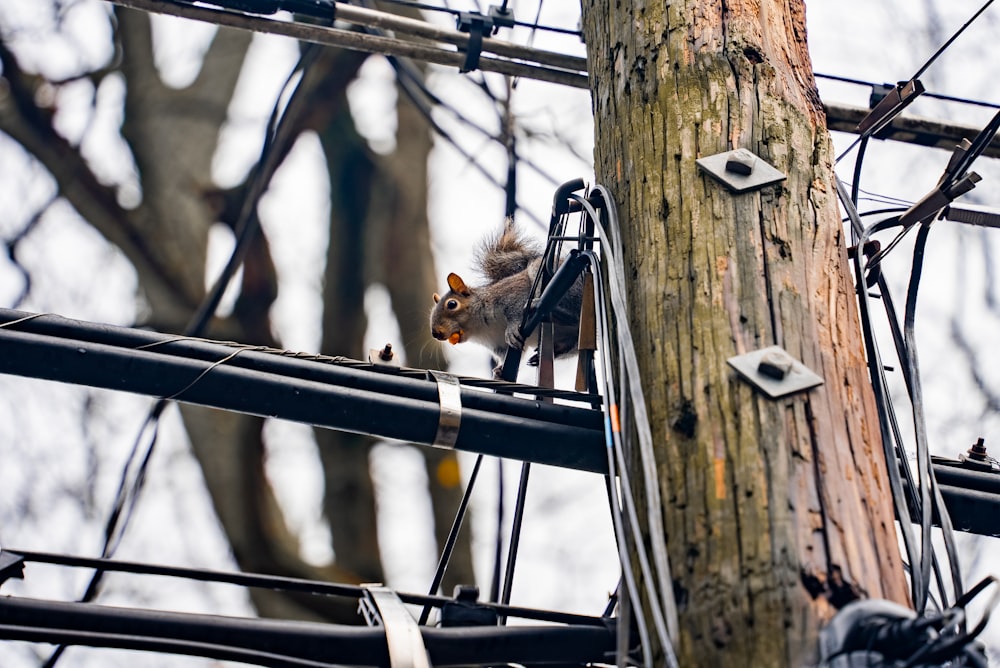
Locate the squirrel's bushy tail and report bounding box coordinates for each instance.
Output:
[475,218,541,282]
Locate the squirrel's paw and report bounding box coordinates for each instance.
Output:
[504,328,525,351]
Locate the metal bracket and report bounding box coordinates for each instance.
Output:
[456,11,491,72]
[369,343,401,368]
[429,371,462,448]
[696,149,786,193]
[944,203,1000,229]
[727,346,823,398]
[440,585,498,627]
[359,585,432,668]
[959,438,999,473]
[857,78,924,137]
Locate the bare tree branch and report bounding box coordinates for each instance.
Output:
[0,39,196,323]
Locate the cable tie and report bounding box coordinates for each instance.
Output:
[429,371,462,449]
[857,79,925,137]
[943,203,1000,229]
[360,585,432,668]
[456,11,490,73]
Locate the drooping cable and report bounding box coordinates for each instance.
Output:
[902,223,963,613]
[912,0,995,79]
[584,248,654,668]
[837,178,925,610]
[351,1,555,225]
[571,190,679,666]
[836,0,995,165]
[589,185,680,643]
[839,167,977,623]
[816,72,1000,110]
[864,109,1000,612]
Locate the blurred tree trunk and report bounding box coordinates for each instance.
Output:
[0,4,473,623]
[301,45,475,593]
[582,1,908,665]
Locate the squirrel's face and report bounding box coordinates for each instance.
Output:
[430,273,471,345]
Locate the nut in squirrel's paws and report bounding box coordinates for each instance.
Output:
[448,331,462,345]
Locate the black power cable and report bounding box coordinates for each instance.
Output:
[836,0,995,165]
[816,72,1000,110]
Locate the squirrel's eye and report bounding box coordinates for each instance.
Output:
[446,299,459,310]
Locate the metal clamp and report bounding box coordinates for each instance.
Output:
[727,346,823,399]
[696,149,785,193]
[857,78,924,136]
[369,343,401,368]
[429,371,462,449]
[360,585,431,668]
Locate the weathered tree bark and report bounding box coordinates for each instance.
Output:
[581,2,908,665]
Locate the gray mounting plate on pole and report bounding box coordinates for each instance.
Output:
[727,345,823,398]
[696,149,786,193]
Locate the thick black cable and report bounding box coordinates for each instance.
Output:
[849,136,869,211]
[912,0,995,79]
[824,183,973,618]
[902,223,930,608]
[7,548,611,627]
[1,595,619,665]
[903,223,963,613]
[838,179,925,608]
[2,625,341,668]
[816,72,1000,110]
[836,0,994,165]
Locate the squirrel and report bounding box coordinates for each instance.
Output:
[429,220,583,375]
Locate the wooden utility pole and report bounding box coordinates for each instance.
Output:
[581,2,909,665]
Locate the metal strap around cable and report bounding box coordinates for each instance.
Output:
[429,371,462,449]
[361,585,432,668]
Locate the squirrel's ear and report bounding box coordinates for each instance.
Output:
[433,293,440,303]
[447,273,471,296]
